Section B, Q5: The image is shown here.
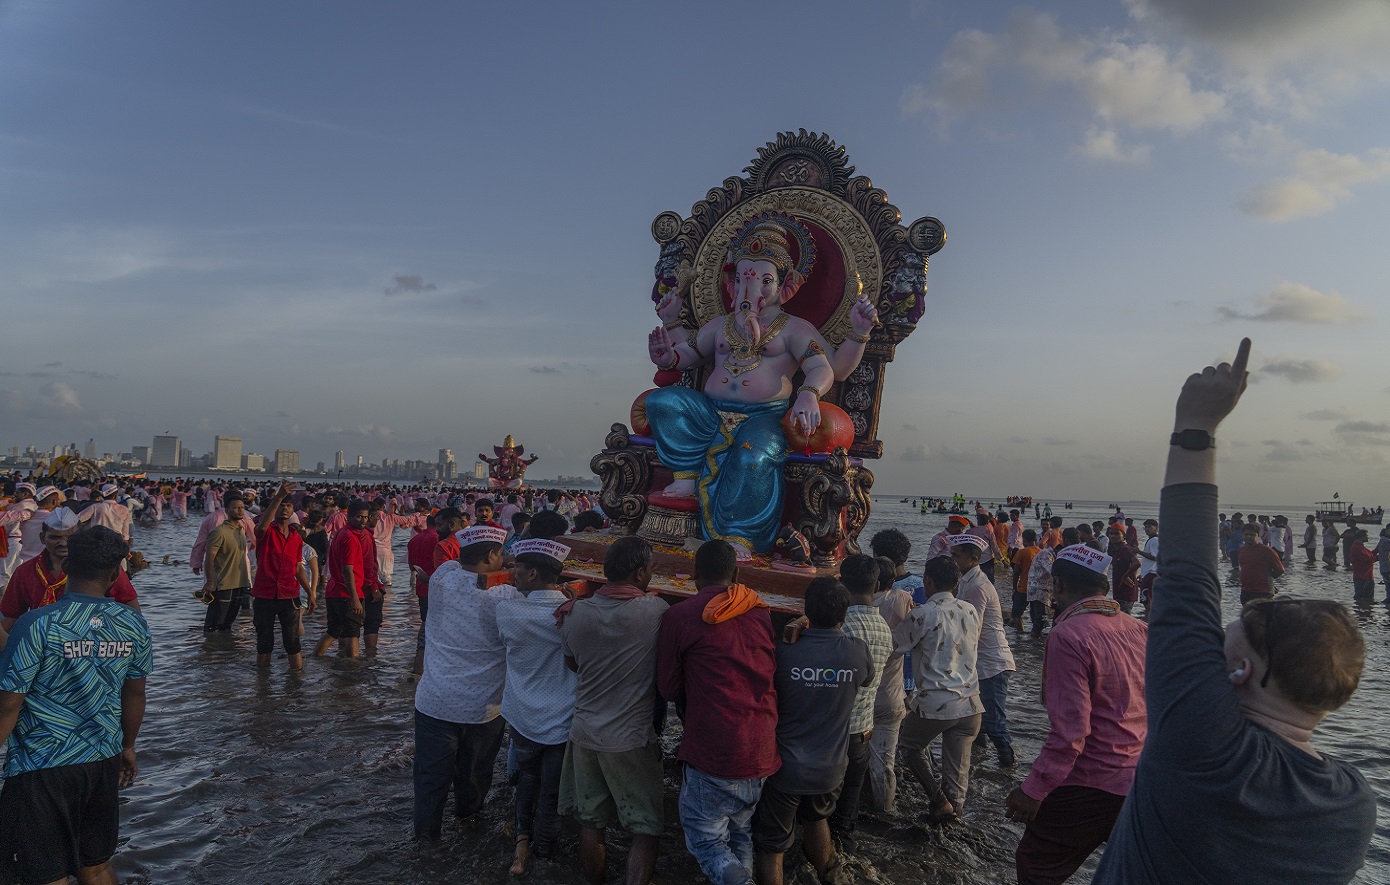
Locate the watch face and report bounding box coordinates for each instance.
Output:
[1173,430,1213,450]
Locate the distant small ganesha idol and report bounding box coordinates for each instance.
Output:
[478,435,538,489]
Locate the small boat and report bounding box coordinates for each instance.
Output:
[1314,501,1384,525]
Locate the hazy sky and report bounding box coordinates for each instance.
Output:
[2,0,1387,505]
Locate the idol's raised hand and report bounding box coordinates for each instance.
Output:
[1174,338,1251,433]
[648,326,676,368]
[849,293,879,335]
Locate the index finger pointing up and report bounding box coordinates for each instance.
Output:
[1231,337,1252,379]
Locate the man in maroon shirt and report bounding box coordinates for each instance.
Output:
[1,508,139,644]
[1349,530,1377,603]
[1106,524,1140,614]
[1238,524,1284,604]
[657,540,779,885]
[251,483,313,670]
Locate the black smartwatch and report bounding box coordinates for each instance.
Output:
[1170,429,1216,451]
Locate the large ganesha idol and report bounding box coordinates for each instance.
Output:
[479,435,538,489]
[593,131,946,567]
[644,213,877,560]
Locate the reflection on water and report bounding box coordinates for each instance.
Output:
[103,499,1386,884]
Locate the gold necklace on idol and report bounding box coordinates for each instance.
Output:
[722,312,790,377]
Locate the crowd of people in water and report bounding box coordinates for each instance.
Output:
[0,342,1383,885]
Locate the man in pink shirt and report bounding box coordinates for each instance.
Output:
[369,498,424,587]
[1005,544,1147,884]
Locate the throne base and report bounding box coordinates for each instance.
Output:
[636,499,701,547]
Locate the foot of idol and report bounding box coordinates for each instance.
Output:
[662,478,697,498]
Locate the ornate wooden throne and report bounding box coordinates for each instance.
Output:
[591,131,945,565]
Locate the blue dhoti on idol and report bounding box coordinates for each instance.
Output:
[643,386,790,553]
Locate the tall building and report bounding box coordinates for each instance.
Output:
[334,450,346,471]
[214,435,243,469]
[83,438,97,459]
[178,448,194,468]
[152,435,181,468]
[242,453,266,471]
[274,449,300,473]
[131,445,150,465]
[473,460,487,480]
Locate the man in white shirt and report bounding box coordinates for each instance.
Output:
[950,533,1018,769]
[412,525,521,841]
[495,539,577,876]
[18,487,65,564]
[1137,519,1159,607]
[893,554,983,823]
[0,483,38,586]
[78,483,132,544]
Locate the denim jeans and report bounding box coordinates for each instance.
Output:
[679,765,763,885]
[977,671,1014,755]
[511,729,565,857]
[412,710,505,840]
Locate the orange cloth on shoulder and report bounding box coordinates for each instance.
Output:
[702,583,768,624]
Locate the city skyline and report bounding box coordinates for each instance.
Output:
[2,2,1388,505]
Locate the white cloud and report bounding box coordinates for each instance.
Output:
[1125,0,1390,76]
[1302,406,1358,421]
[40,381,82,415]
[1215,282,1369,324]
[905,10,1225,141]
[1077,127,1152,164]
[1258,357,1343,384]
[1236,147,1390,221]
[901,444,930,461]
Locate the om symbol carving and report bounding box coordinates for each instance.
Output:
[778,159,814,184]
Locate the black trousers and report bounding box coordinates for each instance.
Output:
[830,731,871,834]
[1016,785,1127,884]
[511,729,565,856]
[252,597,300,655]
[203,587,246,632]
[412,711,506,840]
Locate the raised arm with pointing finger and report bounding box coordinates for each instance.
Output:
[1092,339,1376,885]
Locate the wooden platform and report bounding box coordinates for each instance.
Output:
[559,530,833,614]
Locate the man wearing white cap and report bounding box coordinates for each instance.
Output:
[1,508,140,646]
[949,532,1018,768]
[494,538,578,876]
[78,483,133,544]
[412,523,521,842]
[0,483,38,587]
[18,487,65,565]
[1007,543,1147,884]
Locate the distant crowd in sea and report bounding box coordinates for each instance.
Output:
[0,338,1384,885]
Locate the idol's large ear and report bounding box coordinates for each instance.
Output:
[780,269,806,301]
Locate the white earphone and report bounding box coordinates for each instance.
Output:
[1229,667,1246,682]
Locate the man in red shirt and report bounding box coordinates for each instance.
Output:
[1349,530,1377,603]
[252,483,313,670]
[316,500,370,658]
[1238,524,1284,604]
[657,540,778,885]
[1,508,139,645]
[352,507,384,656]
[406,508,460,676]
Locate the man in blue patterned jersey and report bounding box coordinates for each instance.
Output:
[0,525,153,885]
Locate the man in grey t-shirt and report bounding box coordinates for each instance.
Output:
[752,578,872,885]
[557,537,668,885]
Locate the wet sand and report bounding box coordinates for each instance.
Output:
[101,499,1388,883]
